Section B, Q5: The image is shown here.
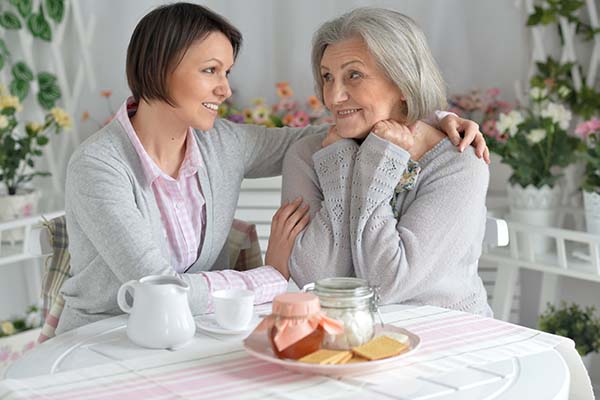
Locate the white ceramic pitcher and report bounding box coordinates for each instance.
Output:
[117,275,195,349]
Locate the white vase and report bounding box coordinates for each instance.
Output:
[583,191,600,235]
[507,184,562,254]
[0,188,41,243]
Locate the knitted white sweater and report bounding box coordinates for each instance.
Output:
[282,132,492,316]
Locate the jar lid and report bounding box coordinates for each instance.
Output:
[314,277,374,305]
[272,292,321,318]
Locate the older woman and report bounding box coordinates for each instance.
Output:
[58,3,489,334]
[283,8,491,316]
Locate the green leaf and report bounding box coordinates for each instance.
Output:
[37,72,57,88]
[0,11,22,30]
[0,38,9,56]
[44,0,64,23]
[40,84,61,100]
[27,12,52,41]
[37,90,56,109]
[10,0,33,18]
[36,135,49,146]
[11,62,34,81]
[0,54,4,71]
[9,79,29,101]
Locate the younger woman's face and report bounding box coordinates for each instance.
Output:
[320,36,405,139]
[168,31,234,131]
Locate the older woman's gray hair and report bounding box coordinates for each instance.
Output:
[312,7,447,124]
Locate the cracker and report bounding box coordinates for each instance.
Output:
[298,349,352,365]
[342,355,369,364]
[352,335,408,361]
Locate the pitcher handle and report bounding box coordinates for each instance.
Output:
[117,280,138,313]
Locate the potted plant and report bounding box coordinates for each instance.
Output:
[539,302,600,370]
[0,0,69,239]
[486,86,581,252]
[0,86,71,225]
[575,118,600,234]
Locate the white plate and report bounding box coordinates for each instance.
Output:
[243,324,420,376]
[195,314,259,335]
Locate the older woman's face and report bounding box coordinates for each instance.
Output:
[320,36,404,139]
[168,31,234,131]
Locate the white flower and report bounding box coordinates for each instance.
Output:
[530,87,548,101]
[25,312,41,329]
[497,111,524,137]
[557,86,571,98]
[541,102,572,130]
[0,115,8,129]
[527,128,546,144]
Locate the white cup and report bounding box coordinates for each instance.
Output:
[212,289,255,330]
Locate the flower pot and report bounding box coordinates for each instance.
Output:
[583,191,600,235]
[0,188,41,244]
[0,327,40,379]
[507,184,561,254]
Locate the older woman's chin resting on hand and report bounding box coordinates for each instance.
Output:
[283,7,492,316]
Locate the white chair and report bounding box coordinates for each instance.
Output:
[483,216,510,248]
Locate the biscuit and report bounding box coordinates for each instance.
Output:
[352,335,408,361]
[298,349,352,365]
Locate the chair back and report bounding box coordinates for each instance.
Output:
[483,216,509,248]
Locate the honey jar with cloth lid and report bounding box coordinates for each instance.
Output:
[254,292,344,360]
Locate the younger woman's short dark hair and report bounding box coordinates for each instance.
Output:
[126,2,242,106]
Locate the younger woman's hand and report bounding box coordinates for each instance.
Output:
[371,120,416,151]
[439,114,490,164]
[265,197,310,280]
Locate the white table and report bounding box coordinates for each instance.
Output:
[2,305,586,400]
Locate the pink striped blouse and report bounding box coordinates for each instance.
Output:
[116,98,287,306]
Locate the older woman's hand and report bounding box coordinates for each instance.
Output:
[322,125,344,148]
[371,120,416,151]
[265,197,310,280]
[440,114,490,164]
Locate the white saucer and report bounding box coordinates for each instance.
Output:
[195,314,259,335]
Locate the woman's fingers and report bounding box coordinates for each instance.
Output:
[276,197,303,222]
[458,121,479,152]
[289,212,310,242]
[284,203,309,239]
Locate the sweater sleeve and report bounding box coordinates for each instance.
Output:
[349,134,489,304]
[281,136,358,288]
[217,119,329,179]
[66,152,211,315]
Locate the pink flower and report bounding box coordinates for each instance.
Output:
[291,111,310,127]
[486,88,501,98]
[482,119,505,142]
[575,118,600,139]
[0,348,9,362]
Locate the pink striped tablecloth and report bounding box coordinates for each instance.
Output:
[0,305,592,400]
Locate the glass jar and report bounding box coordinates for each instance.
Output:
[313,277,380,350]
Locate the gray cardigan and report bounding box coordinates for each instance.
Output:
[282,133,492,316]
[57,117,326,334]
